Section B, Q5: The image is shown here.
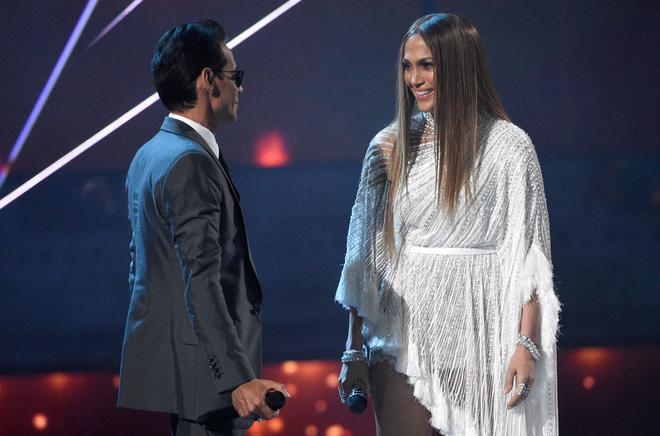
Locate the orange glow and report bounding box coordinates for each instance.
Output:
[48,372,68,390]
[305,425,320,436]
[254,131,290,168]
[575,347,610,367]
[267,417,285,432]
[0,351,657,435]
[282,360,299,375]
[247,421,265,435]
[582,376,596,390]
[112,374,121,389]
[32,413,48,431]
[325,373,339,388]
[325,425,345,436]
[314,399,328,413]
[288,360,329,379]
[285,383,298,396]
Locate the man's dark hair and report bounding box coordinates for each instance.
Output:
[151,20,228,111]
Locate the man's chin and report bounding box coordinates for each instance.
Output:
[216,113,238,127]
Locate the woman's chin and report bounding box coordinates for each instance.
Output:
[415,100,434,113]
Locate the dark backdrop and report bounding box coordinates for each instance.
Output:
[0,0,658,372]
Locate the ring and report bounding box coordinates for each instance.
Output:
[516,382,531,397]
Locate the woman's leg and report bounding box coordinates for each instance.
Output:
[369,360,442,436]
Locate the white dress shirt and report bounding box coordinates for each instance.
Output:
[168,113,220,159]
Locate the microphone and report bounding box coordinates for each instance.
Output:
[198,389,286,425]
[265,390,286,410]
[347,386,368,414]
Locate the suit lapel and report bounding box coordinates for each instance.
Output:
[160,117,241,201]
[214,148,241,202]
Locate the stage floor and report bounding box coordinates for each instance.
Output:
[1,347,658,435]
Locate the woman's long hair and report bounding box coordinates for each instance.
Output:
[384,14,510,254]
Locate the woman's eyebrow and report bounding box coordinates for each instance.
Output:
[402,57,433,64]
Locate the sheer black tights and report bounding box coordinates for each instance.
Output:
[370,361,444,436]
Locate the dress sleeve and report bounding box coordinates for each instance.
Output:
[335,139,391,320]
[516,142,561,355]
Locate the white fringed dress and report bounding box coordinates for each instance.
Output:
[335,113,560,435]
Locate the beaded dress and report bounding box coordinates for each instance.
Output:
[335,113,560,435]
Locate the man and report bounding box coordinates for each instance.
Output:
[118,20,288,436]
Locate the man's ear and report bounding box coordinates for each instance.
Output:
[203,68,220,98]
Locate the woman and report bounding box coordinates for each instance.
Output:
[336,14,560,435]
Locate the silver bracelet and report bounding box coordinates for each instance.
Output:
[516,334,541,362]
[341,348,366,364]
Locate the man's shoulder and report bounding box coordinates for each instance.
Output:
[127,128,213,185]
[146,127,207,155]
[138,128,210,164]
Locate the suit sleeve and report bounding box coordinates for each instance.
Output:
[161,151,256,394]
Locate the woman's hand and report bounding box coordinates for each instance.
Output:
[503,345,536,409]
[338,360,370,403]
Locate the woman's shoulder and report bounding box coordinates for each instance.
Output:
[482,117,537,162]
[366,120,398,159]
[371,120,398,146]
[366,112,427,154]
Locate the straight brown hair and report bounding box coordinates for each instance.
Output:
[385,14,510,254]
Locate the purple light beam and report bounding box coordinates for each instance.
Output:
[87,0,144,49]
[0,0,304,211]
[0,0,98,190]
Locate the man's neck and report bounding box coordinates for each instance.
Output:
[172,108,217,132]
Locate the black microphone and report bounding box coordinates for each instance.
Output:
[198,389,286,425]
[347,386,368,414]
[265,390,286,410]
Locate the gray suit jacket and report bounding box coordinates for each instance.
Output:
[118,117,262,423]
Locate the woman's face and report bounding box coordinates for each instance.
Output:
[403,34,435,112]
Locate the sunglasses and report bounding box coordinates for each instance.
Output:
[218,70,244,88]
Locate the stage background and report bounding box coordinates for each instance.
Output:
[0,0,658,374]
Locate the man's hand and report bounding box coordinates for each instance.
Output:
[503,345,536,409]
[338,360,370,403]
[231,379,290,419]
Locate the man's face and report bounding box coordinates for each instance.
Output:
[212,45,242,125]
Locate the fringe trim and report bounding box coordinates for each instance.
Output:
[335,260,383,327]
[519,243,560,354]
